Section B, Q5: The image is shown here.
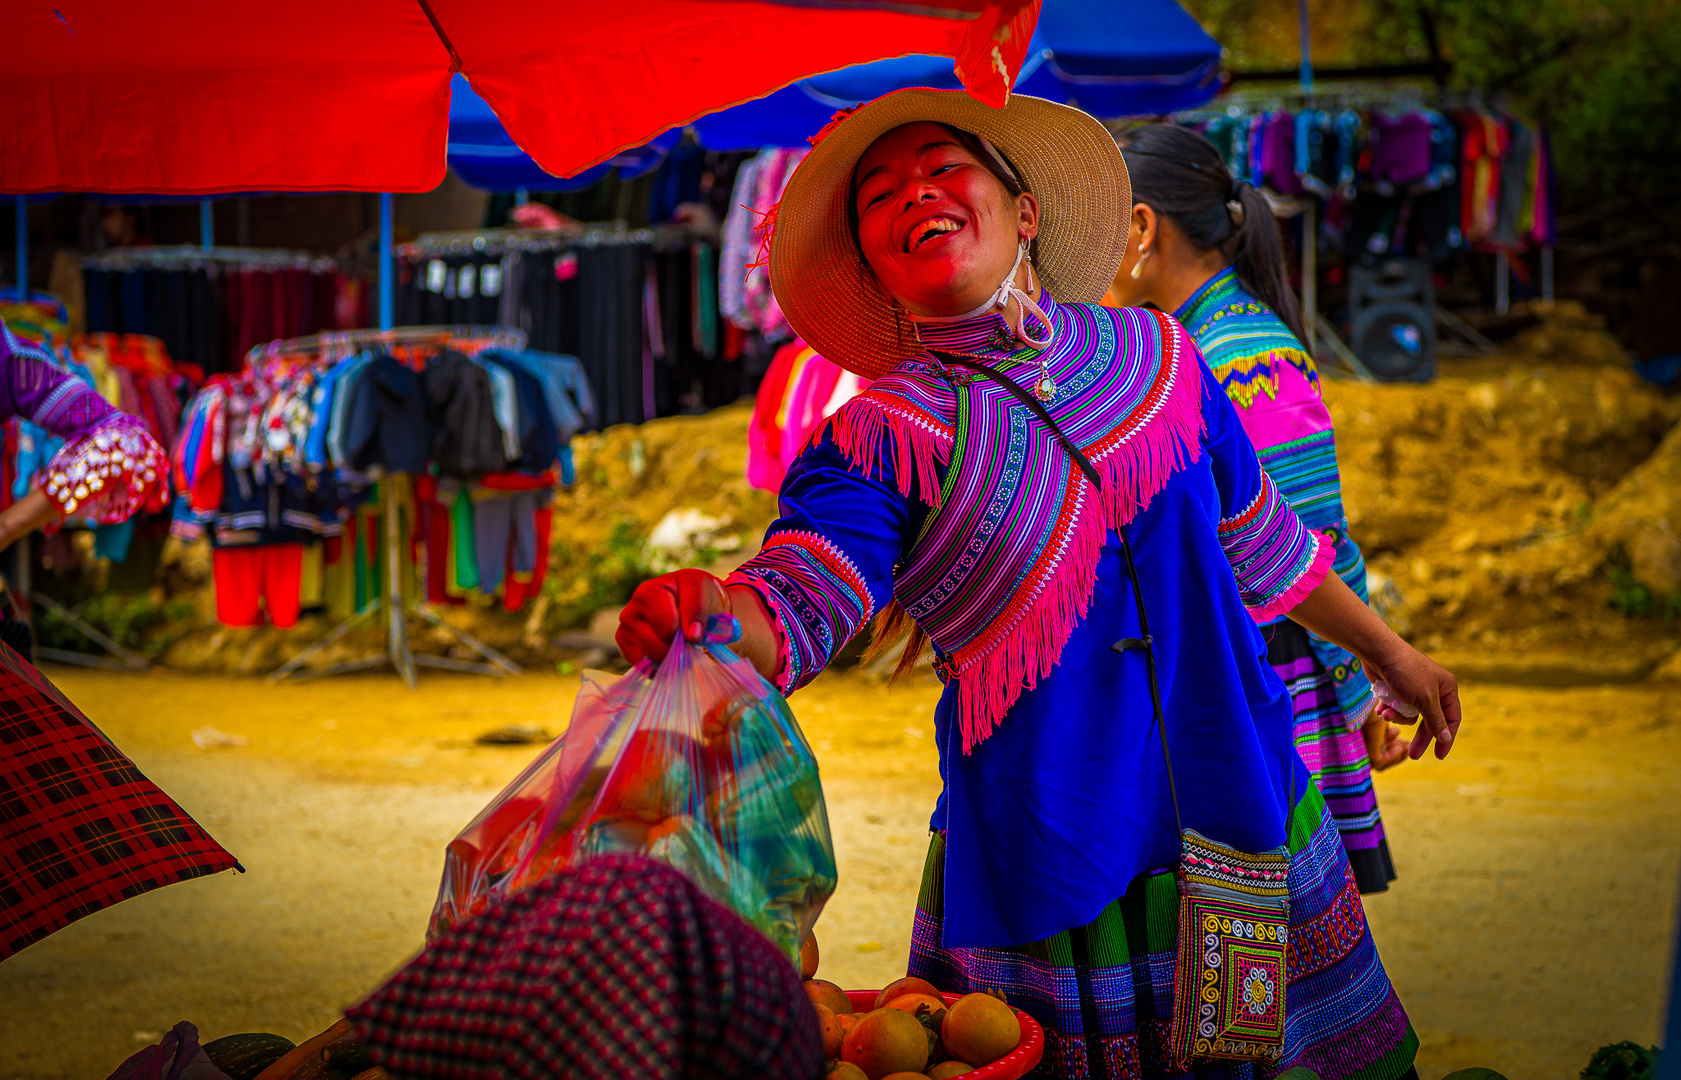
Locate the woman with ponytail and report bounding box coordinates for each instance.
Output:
[1112,123,1405,895]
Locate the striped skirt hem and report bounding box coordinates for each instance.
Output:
[908,786,1416,1080]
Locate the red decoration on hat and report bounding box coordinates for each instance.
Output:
[808,105,862,148]
[744,199,782,273]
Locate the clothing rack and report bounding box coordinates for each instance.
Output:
[1173,87,1556,354]
[1179,83,1430,116]
[257,324,528,688]
[244,323,527,367]
[83,245,332,273]
[397,223,665,259]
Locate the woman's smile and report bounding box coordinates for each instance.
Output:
[904,212,967,254]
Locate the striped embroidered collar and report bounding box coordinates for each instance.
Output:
[1171,268,1317,409]
[913,293,1059,361]
[1172,267,1246,338]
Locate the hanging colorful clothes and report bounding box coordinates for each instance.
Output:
[745,340,867,493]
[1173,268,1393,895]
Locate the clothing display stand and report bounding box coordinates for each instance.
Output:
[254,319,531,688]
[266,477,523,688]
[1313,314,1376,382]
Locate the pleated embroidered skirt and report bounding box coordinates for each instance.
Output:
[908,786,1417,1080]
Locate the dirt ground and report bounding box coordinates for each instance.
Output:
[0,665,1675,1080]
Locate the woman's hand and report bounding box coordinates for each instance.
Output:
[1361,711,1409,771]
[615,569,729,666]
[1359,641,1461,761]
[1286,571,1462,761]
[615,570,786,682]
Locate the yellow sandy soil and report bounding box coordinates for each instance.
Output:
[0,665,1675,1080]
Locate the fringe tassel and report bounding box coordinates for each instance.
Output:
[1246,529,1337,625]
[815,398,952,510]
[744,199,780,274]
[952,349,1209,754]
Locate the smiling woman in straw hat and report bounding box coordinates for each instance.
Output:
[619,88,1456,1079]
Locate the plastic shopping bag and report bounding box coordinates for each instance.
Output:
[429,613,836,962]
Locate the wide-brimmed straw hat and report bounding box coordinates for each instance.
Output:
[767,87,1131,381]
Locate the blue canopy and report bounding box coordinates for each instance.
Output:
[694,0,1222,150]
[447,0,1222,190]
[448,74,675,193]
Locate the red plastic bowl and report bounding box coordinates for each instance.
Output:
[842,990,1045,1079]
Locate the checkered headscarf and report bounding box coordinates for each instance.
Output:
[349,855,824,1080]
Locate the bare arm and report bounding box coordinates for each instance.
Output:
[1287,571,1462,760]
[0,489,63,555]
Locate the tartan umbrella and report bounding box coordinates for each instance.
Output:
[2,0,1040,195]
[0,641,239,959]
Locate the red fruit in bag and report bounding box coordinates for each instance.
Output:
[597,730,693,823]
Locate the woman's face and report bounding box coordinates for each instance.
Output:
[852,122,1038,317]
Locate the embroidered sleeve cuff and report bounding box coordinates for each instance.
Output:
[1220,470,1335,621]
[1246,528,1334,623]
[43,417,170,524]
[33,379,119,441]
[724,530,875,694]
[725,574,795,694]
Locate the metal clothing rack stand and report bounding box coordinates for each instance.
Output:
[255,321,529,687]
[243,322,526,368]
[266,477,523,688]
[82,245,335,274]
[31,589,151,671]
[396,221,680,260]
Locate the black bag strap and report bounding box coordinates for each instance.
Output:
[932,351,1183,833]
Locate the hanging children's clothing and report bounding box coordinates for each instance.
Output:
[1183,99,1551,272]
[720,147,809,340]
[212,544,304,628]
[175,327,590,626]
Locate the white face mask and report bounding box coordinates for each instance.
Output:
[908,240,1055,352]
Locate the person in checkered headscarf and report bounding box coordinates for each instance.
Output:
[0,324,233,960]
[348,854,825,1080]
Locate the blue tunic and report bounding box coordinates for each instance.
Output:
[731,310,1326,949]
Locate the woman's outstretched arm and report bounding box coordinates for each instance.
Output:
[1287,571,1462,761]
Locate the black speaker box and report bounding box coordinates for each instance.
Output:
[1348,259,1436,382]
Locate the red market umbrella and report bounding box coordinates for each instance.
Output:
[1,0,1040,195]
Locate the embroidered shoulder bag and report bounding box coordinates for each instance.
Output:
[934,351,1291,1067]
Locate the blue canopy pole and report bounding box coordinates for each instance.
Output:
[378,193,394,331]
[1298,0,1313,92]
[14,195,25,295]
[514,188,530,206]
[200,198,214,251]
[1297,0,1317,354]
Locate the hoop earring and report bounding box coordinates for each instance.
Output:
[1130,250,1151,281]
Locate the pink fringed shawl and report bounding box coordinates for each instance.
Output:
[814,300,1206,752]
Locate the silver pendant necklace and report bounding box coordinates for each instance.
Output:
[1032,358,1058,402]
